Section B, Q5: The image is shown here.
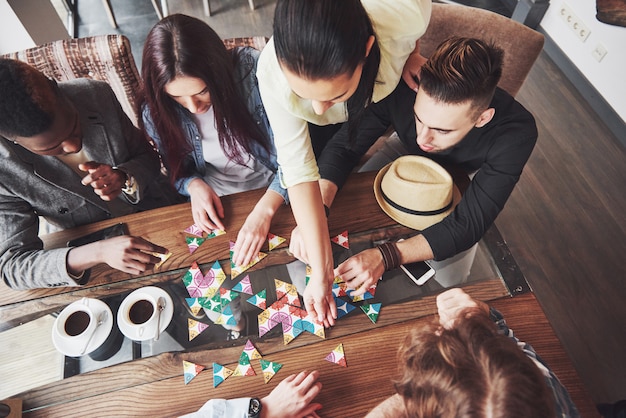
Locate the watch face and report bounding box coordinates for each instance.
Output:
[249,397,262,415]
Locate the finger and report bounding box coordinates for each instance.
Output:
[291,370,310,386]
[313,300,326,324]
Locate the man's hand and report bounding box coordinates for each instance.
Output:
[261,370,323,418]
[67,235,168,276]
[436,288,490,330]
[334,248,385,296]
[79,161,125,201]
[187,178,225,232]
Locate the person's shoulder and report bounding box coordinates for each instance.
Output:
[59,79,115,105]
[489,88,537,131]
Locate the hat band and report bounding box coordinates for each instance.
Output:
[381,190,453,217]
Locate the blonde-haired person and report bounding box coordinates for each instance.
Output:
[366,288,580,418]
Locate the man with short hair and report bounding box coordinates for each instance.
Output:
[313,37,537,292]
[0,59,183,290]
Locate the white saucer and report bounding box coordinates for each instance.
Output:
[52,299,113,357]
[117,286,174,342]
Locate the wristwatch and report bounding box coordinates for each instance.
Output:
[113,166,137,195]
[248,397,262,418]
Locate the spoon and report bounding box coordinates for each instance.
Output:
[80,310,107,355]
[154,297,166,341]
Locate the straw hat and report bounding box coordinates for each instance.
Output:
[373,155,461,231]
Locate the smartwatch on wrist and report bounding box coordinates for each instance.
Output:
[248,397,262,418]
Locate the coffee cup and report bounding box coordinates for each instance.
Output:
[55,298,97,342]
[120,293,157,339]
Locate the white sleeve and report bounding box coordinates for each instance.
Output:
[178,397,250,418]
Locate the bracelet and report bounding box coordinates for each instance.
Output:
[377,241,401,272]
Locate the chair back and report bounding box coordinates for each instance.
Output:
[1,35,141,125]
[421,3,544,97]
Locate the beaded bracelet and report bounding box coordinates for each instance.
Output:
[377,241,401,271]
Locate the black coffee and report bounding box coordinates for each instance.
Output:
[129,299,154,324]
[65,310,91,336]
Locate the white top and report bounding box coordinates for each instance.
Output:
[193,107,273,196]
[257,0,432,188]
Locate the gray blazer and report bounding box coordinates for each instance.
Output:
[0,79,182,290]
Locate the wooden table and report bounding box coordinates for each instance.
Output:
[0,172,598,416]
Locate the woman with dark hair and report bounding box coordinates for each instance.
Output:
[366,288,580,418]
[139,14,287,267]
[257,0,432,327]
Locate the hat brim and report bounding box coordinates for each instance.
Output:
[373,161,462,231]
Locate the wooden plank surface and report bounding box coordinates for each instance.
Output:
[18,293,597,418]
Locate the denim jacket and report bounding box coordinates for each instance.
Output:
[142,47,288,203]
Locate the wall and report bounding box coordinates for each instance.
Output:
[540,0,626,123]
[0,0,68,55]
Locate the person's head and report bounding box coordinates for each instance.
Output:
[0,59,82,155]
[273,0,379,117]
[394,307,555,418]
[140,14,268,181]
[414,37,504,153]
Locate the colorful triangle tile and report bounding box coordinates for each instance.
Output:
[232,275,253,294]
[183,360,205,384]
[331,230,349,249]
[267,233,286,251]
[334,297,357,319]
[325,343,347,367]
[184,224,204,238]
[247,289,267,310]
[187,318,209,341]
[230,241,267,279]
[242,339,263,360]
[259,359,283,384]
[212,363,234,388]
[360,303,382,324]
[186,236,206,254]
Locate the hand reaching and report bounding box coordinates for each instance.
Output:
[303,273,337,328]
[261,371,323,418]
[233,207,272,266]
[79,161,125,201]
[334,248,384,297]
[188,178,225,232]
[288,225,309,264]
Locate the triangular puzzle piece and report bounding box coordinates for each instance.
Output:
[184,224,204,238]
[230,241,267,279]
[347,288,375,302]
[232,348,256,377]
[274,279,299,303]
[219,288,239,307]
[247,289,267,310]
[283,316,304,345]
[267,233,286,251]
[259,359,283,384]
[298,313,326,339]
[188,318,209,341]
[182,262,204,297]
[186,236,206,254]
[203,260,227,297]
[201,293,223,313]
[331,230,349,249]
[212,363,234,388]
[334,297,357,319]
[232,275,253,294]
[360,303,382,324]
[242,339,263,360]
[185,298,204,316]
[325,343,347,367]
[214,305,238,326]
[207,228,226,238]
[183,360,205,384]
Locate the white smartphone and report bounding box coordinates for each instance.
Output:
[400,260,436,286]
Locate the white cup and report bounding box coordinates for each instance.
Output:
[56,297,97,341]
[121,293,157,338]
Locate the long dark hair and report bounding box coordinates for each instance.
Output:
[273,0,380,139]
[138,14,270,183]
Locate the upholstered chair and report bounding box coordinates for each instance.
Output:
[421,3,545,97]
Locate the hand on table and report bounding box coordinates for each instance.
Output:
[436,288,490,330]
[261,370,322,418]
[68,235,168,276]
[79,161,125,201]
[303,274,337,328]
[233,207,272,267]
[187,178,225,232]
[334,248,384,296]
